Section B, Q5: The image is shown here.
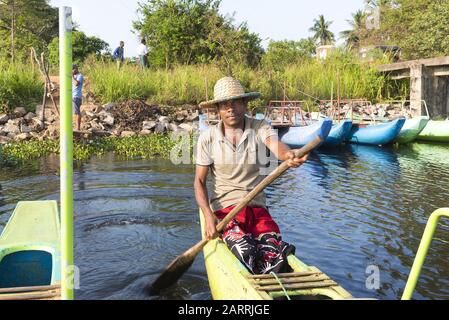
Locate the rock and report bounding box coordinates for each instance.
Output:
[167,123,179,132]
[103,103,115,111]
[35,105,44,117]
[158,116,170,123]
[85,111,96,118]
[15,133,31,141]
[154,123,166,134]
[14,107,27,117]
[0,114,9,124]
[0,136,12,144]
[3,123,20,134]
[121,131,136,138]
[139,129,152,136]
[142,120,157,130]
[30,132,40,139]
[102,114,115,126]
[30,118,44,132]
[7,132,16,139]
[0,126,5,136]
[24,112,36,121]
[20,124,33,133]
[45,115,56,123]
[179,123,194,132]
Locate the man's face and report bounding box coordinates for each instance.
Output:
[72,67,78,75]
[218,99,247,128]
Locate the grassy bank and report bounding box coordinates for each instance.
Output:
[0,134,181,168]
[0,60,43,114]
[84,52,407,106]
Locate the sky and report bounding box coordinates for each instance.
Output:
[49,0,367,57]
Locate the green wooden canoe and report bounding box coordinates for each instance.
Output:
[0,201,61,300]
[417,119,449,142]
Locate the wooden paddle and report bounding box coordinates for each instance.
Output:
[148,136,323,294]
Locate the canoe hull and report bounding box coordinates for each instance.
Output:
[417,120,449,142]
[323,120,353,147]
[199,211,352,300]
[279,119,333,148]
[395,116,429,144]
[348,118,406,146]
[0,201,60,299]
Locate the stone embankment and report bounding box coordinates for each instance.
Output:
[0,100,200,145]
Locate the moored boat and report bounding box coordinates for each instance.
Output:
[394,116,429,144]
[279,119,333,148]
[199,210,353,300]
[0,201,61,300]
[416,119,449,143]
[322,119,353,147]
[347,117,406,146]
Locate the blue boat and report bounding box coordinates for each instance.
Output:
[323,120,353,147]
[347,117,406,146]
[278,119,333,148]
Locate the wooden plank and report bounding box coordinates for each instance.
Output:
[0,285,60,294]
[249,271,321,280]
[0,288,60,300]
[255,280,338,292]
[250,275,331,286]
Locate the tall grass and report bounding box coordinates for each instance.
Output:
[85,52,407,106]
[0,60,43,114]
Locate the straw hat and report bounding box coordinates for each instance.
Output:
[199,77,260,108]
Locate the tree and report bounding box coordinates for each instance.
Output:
[309,15,335,46]
[133,0,263,70]
[361,0,449,59]
[48,30,110,67]
[262,39,316,70]
[0,0,58,62]
[340,10,366,50]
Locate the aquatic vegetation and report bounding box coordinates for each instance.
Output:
[0,134,186,168]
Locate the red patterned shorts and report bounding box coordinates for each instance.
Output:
[214,206,295,274]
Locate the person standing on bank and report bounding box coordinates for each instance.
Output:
[195,77,309,274]
[72,64,84,131]
[113,41,125,69]
[137,38,149,69]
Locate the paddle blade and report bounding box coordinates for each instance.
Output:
[146,249,196,295]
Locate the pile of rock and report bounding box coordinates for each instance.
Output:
[0,100,201,144]
[318,101,408,120]
[0,107,46,144]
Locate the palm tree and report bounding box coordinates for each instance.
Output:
[309,15,335,46]
[340,10,366,50]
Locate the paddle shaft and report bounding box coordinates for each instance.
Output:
[149,136,323,293]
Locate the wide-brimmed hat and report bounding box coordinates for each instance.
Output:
[199,77,260,108]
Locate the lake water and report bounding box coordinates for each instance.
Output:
[0,142,448,300]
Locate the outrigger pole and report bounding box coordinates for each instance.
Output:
[59,6,74,300]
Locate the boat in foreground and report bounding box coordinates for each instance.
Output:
[199,211,353,300]
[394,116,429,144]
[0,201,61,300]
[347,117,406,146]
[416,119,449,143]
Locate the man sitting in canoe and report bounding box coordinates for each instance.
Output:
[195,77,309,274]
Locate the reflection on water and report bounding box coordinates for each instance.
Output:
[0,143,449,300]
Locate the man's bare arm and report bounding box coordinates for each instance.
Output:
[264,135,309,167]
[194,165,218,240]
